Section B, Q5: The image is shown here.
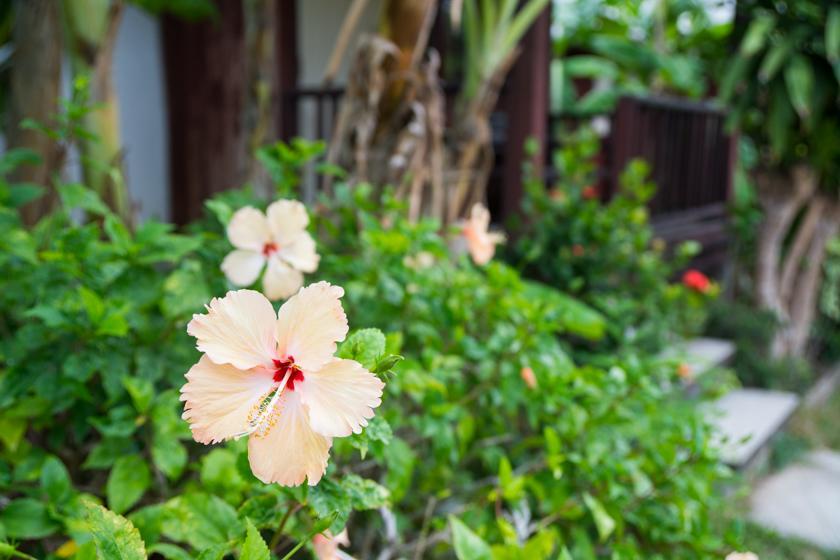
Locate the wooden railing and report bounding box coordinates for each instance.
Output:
[281,89,735,269]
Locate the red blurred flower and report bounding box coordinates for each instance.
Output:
[572,244,585,257]
[581,185,599,200]
[682,269,710,293]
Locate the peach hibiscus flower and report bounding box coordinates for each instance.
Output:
[221,200,319,300]
[312,529,351,560]
[180,282,384,486]
[460,203,505,265]
[725,553,759,560]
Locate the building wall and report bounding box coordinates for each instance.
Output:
[114,5,170,222]
[297,0,382,87]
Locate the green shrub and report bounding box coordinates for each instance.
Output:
[0,136,738,558]
[0,151,392,559]
[508,128,707,353]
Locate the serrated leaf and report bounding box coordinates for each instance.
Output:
[240,520,270,560]
[106,455,151,514]
[337,329,386,369]
[81,500,146,560]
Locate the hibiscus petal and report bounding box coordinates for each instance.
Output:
[248,391,332,486]
[263,257,304,300]
[188,290,277,370]
[228,206,271,251]
[279,232,319,273]
[221,249,266,286]
[298,358,384,437]
[180,355,276,444]
[267,199,309,245]
[275,282,349,371]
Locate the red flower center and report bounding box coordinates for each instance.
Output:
[273,357,304,390]
[262,242,279,257]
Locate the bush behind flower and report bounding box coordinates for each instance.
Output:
[0,141,738,558]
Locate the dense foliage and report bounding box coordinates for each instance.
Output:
[508,128,711,353]
[0,138,742,559]
[553,0,731,115]
[721,0,840,183]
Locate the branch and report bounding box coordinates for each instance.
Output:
[779,196,825,306]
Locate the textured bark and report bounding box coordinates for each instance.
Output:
[779,195,824,304]
[773,199,840,357]
[6,0,63,223]
[754,165,838,358]
[754,166,816,315]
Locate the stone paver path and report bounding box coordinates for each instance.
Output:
[750,449,840,550]
[705,388,799,468]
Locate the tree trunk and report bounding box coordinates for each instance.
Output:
[754,165,839,359]
[6,0,63,223]
[773,199,840,357]
[754,166,816,315]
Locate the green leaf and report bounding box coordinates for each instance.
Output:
[107,455,151,514]
[449,516,492,560]
[162,260,211,319]
[0,542,37,560]
[240,520,270,560]
[58,183,110,216]
[151,434,187,481]
[784,55,814,120]
[7,184,46,208]
[41,456,73,504]
[563,56,618,79]
[0,499,60,539]
[104,214,133,251]
[758,39,794,83]
[81,500,147,560]
[123,377,154,414]
[161,494,244,551]
[827,8,840,62]
[337,328,386,369]
[718,55,750,101]
[149,543,193,560]
[739,14,775,57]
[583,493,616,542]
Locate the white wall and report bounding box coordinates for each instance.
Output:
[297,0,382,87]
[113,4,170,222]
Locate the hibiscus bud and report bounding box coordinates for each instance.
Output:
[520,366,538,389]
[572,244,585,257]
[676,363,693,381]
[581,185,598,200]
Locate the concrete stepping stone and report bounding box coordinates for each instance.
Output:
[750,449,840,550]
[704,389,799,468]
[661,337,735,378]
